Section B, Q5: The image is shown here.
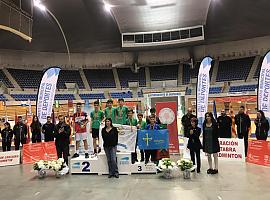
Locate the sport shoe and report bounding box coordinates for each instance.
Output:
[114,174,119,178]
[211,169,218,174]
[72,153,79,158]
[207,169,213,174]
[85,153,89,159]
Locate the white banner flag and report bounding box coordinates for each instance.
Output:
[99,124,137,152]
[196,57,213,129]
[258,51,270,117]
[37,67,61,124]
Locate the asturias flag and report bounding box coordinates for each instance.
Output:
[137,129,169,150]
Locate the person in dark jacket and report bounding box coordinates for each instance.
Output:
[217,109,232,138]
[13,116,28,150]
[55,115,71,166]
[203,112,220,175]
[30,115,42,143]
[235,106,251,157]
[187,117,202,173]
[1,122,14,151]
[146,108,161,125]
[102,118,119,178]
[145,115,160,164]
[254,110,269,141]
[42,116,55,142]
[181,108,196,137]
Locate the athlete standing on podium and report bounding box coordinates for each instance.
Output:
[72,103,89,158]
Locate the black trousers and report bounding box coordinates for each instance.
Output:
[32,133,41,143]
[238,132,248,157]
[14,138,26,150]
[56,145,69,165]
[190,149,201,172]
[145,150,156,163]
[2,140,11,151]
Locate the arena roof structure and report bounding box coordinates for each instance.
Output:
[0,0,270,53]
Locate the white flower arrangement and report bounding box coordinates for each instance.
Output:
[158,158,177,170]
[177,158,193,171]
[33,158,66,172]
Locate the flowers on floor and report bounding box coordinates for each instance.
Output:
[158,158,177,170]
[177,158,193,171]
[33,158,65,172]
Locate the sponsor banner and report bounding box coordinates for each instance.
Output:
[156,101,179,153]
[247,140,270,167]
[258,51,270,135]
[37,67,61,124]
[99,124,137,152]
[137,129,169,150]
[0,151,20,167]
[70,152,131,174]
[183,138,245,162]
[22,141,58,164]
[196,57,212,129]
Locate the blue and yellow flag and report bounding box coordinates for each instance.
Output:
[137,129,169,150]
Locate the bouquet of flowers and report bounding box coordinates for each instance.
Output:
[33,158,68,178]
[158,158,177,170]
[158,158,179,179]
[177,158,193,171]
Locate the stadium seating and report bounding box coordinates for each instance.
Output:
[110,91,133,98]
[216,57,254,82]
[57,70,85,89]
[54,94,75,100]
[137,90,144,97]
[83,69,116,88]
[182,62,214,85]
[149,64,178,81]
[229,84,257,92]
[0,94,7,101]
[11,94,37,101]
[117,68,146,88]
[253,57,264,79]
[8,68,43,88]
[209,87,222,94]
[79,93,105,100]
[0,70,14,88]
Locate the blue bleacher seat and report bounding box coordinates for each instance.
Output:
[0,94,7,101]
[57,70,85,89]
[229,85,257,93]
[79,93,105,100]
[150,64,178,81]
[216,57,254,82]
[8,68,43,88]
[0,70,14,88]
[117,68,146,88]
[83,69,116,88]
[110,91,133,99]
[209,87,222,94]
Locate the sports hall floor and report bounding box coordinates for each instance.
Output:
[0,158,269,200]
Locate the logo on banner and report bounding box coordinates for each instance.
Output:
[119,157,130,165]
[159,108,175,124]
[258,52,270,135]
[72,162,81,169]
[37,67,61,124]
[197,57,212,128]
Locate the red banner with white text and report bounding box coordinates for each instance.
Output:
[247,140,270,167]
[156,102,179,153]
[22,141,58,164]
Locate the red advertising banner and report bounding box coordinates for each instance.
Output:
[247,140,270,167]
[22,141,58,164]
[156,102,179,153]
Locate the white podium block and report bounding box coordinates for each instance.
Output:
[70,152,132,175]
[131,162,157,174]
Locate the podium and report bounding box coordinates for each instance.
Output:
[70,152,157,175]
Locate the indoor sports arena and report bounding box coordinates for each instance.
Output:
[0,0,270,200]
